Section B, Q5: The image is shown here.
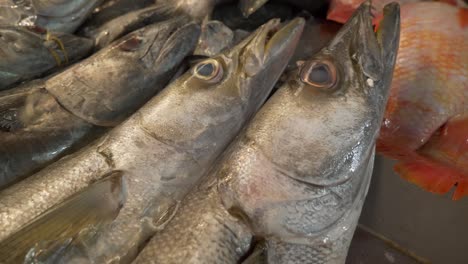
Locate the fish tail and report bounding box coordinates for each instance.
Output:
[394,155,468,200]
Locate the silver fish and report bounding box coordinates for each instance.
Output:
[134,2,400,264]
[0,0,103,33]
[85,4,178,50]
[0,17,200,189]
[0,18,305,263]
[0,26,93,90]
[194,20,234,57]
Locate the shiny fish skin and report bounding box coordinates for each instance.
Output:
[0,26,93,90]
[0,0,103,33]
[0,18,304,263]
[84,4,178,50]
[0,18,200,190]
[135,2,400,264]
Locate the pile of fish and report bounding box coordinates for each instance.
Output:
[0,0,465,263]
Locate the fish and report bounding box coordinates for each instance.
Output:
[158,0,233,21]
[0,17,200,190]
[194,20,235,57]
[327,0,466,23]
[134,2,400,263]
[83,4,178,50]
[78,0,155,36]
[0,172,125,263]
[376,2,468,199]
[0,0,103,33]
[0,26,93,90]
[0,18,305,263]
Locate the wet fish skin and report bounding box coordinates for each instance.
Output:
[85,4,178,50]
[159,0,233,21]
[135,2,400,264]
[0,18,304,263]
[0,0,103,33]
[0,26,93,90]
[78,0,155,36]
[0,17,200,189]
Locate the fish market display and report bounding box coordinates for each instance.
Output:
[0,18,304,263]
[376,2,468,199]
[0,17,200,189]
[135,2,400,264]
[0,0,102,33]
[0,26,93,90]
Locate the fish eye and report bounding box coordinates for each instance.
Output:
[192,59,224,83]
[300,60,337,89]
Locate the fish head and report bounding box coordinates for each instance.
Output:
[110,16,200,74]
[139,18,304,164]
[220,2,400,243]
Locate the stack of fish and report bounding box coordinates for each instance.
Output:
[0,0,465,263]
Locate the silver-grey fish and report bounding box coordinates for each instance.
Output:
[0,26,93,90]
[78,0,155,36]
[0,17,200,190]
[0,0,103,33]
[194,20,234,57]
[0,18,305,263]
[159,0,232,21]
[85,4,178,50]
[134,2,400,264]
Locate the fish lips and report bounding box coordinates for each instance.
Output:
[240,17,305,78]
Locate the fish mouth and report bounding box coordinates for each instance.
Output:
[330,0,400,83]
[240,17,305,77]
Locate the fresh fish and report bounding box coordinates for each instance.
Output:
[376,2,468,199]
[78,0,155,36]
[84,4,178,50]
[0,26,93,90]
[194,20,234,57]
[213,2,293,31]
[0,17,200,190]
[0,0,103,33]
[0,18,304,263]
[134,2,400,263]
[0,172,125,263]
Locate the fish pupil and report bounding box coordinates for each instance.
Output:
[309,64,330,84]
[197,63,215,77]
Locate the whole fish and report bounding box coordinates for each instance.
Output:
[0,18,304,263]
[0,26,93,90]
[134,2,400,264]
[78,0,155,36]
[376,2,468,199]
[83,4,178,50]
[0,17,200,190]
[0,0,103,33]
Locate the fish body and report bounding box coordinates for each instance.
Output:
[84,4,178,50]
[158,0,233,20]
[78,0,155,36]
[0,0,103,33]
[376,2,468,199]
[0,17,200,189]
[135,2,400,264]
[0,26,93,90]
[0,18,304,263]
